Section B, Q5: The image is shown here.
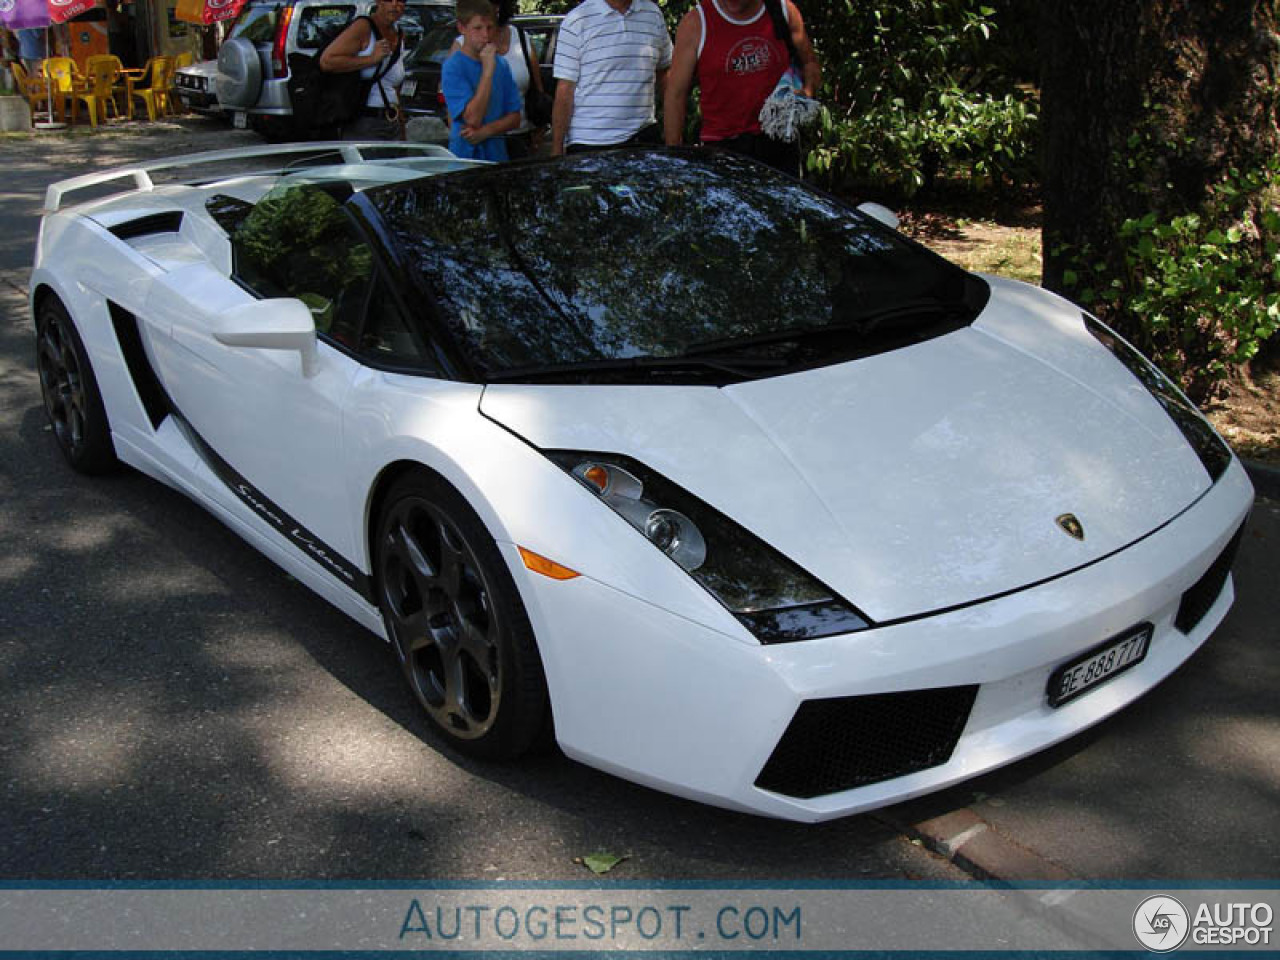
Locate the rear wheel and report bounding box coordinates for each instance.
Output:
[35,297,117,474]
[375,472,549,759]
[249,113,299,143]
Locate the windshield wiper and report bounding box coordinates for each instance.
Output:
[485,353,788,384]
[682,297,970,358]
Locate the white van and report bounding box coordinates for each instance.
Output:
[215,0,454,139]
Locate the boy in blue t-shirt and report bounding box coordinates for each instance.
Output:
[440,0,522,161]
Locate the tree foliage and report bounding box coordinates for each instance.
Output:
[529,0,1039,197]
[1042,0,1280,399]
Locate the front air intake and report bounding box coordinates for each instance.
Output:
[1175,523,1245,635]
[755,685,979,799]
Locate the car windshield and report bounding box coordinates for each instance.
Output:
[399,4,454,52]
[405,21,461,67]
[370,150,988,383]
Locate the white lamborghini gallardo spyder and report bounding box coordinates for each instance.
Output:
[31,143,1253,821]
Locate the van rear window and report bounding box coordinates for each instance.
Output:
[296,5,357,48]
[230,2,283,43]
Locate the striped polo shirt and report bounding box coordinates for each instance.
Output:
[553,0,673,146]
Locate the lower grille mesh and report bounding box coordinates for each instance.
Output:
[755,685,979,799]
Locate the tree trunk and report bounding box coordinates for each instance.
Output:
[1040,0,1280,293]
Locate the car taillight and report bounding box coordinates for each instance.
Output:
[271,5,294,78]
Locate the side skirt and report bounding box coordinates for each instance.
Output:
[107,301,377,607]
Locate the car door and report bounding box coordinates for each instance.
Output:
[144,182,380,577]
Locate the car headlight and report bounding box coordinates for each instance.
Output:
[546,451,872,643]
[1084,316,1231,482]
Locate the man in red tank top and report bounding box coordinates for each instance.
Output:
[664,0,820,174]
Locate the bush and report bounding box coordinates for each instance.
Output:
[806,86,1037,196]
[1064,159,1280,401]
[800,0,1039,196]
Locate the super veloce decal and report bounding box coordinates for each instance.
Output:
[109,302,374,603]
[181,422,375,604]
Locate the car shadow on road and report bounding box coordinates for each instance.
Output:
[3,394,955,881]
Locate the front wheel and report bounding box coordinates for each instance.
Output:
[375,472,549,759]
[35,296,117,474]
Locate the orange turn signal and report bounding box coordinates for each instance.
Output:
[582,464,609,493]
[518,546,581,581]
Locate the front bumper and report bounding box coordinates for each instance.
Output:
[503,458,1254,821]
[177,91,222,115]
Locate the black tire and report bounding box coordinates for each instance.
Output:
[250,113,299,143]
[35,296,117,475]
[375,472,549,759]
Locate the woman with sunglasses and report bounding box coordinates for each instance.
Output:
[320,0,408,140]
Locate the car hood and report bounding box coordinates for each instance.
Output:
[479,278,1215,623]
[178,59,220,80]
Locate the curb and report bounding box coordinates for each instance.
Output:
[878,808,1076,883]
[1243,458,1280,501]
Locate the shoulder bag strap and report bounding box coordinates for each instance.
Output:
[514,24,536,84]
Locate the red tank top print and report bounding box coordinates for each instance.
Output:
[696,0,790,141]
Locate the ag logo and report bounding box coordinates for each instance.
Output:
[0,0,15,15]
[1133,895,1190,952]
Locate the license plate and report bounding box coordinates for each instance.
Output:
[232,111,247,129]
[401,79,417,98]
[1047,623,1152,708]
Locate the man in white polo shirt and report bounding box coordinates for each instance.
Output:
[551,0,673,155]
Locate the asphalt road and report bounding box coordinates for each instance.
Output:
[1,121,1276,890]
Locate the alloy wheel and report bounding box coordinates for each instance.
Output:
[37,310,89,460]
[380,495,504,739]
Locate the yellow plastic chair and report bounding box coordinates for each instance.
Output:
[85,54,128,117]
[43,57,88,124]
[119,57,155,119]
[71,57,125,126]
[169,52,195,114]
[10,63,51,120]
[128,56,174,121]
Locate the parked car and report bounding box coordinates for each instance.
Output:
[174,58,223,116]
[216,0,454,139]
[32,143,1253,822]
[401,13,562,125]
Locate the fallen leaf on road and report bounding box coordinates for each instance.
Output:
[581,852,628,875]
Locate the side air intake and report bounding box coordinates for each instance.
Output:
[108,211,184,241]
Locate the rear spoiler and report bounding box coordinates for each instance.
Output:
[44,141,455,214]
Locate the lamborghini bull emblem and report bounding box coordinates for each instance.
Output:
[1056,513,1085,540]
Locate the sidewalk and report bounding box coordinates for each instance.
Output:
[882,494,1280,882]
[1,117,260,274]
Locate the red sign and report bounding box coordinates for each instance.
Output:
[47,0,98,23]
[202,0,245,23]
[175,0,246,25]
